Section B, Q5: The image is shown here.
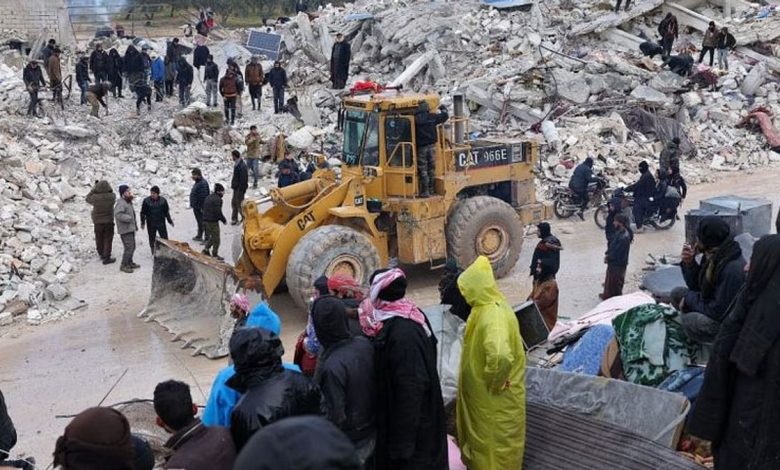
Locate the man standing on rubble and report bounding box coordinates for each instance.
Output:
[47,48,63,107]
[658,13,679,58]
[90,44,109,83]
[151,52,165,102]
[230,150,249,225]
[330,33,351,89]
[699,22,719,67]
[204,55,219,107]
[245,56,264,111]
[202,183,227,260]
[267,61,288,114]
[625,161,656,233]
[86,180,116,265]
[177,57,194,107]
[76,56,91,105]
[219,69,239,125]
[23,59,46,117]
[40,39,56,71]
[245,126,262,189]
[190,168,209,242]
[141,186,174,254]
[107,48,124,98]
[716,27,736,71]
[114,185,139,274]
[614,0,630,13]
[86,82,110,118]
[414,101,448,198]
[568,156,599,220]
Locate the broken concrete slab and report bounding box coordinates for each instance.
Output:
[630,85,669,104]
[572,0,664,36]
[389,50,438,88]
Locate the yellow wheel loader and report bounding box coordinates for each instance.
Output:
[141,91,550,358]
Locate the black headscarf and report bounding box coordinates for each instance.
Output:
[534,258,556,283]
[314,275,330,297]
[227,328,284,392]
[697,217,742,299]
[311,296,350,349]
[233,416,360,470]
[537,222,552,239]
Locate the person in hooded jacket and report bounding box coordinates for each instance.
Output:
[672,216,746,345]
[164,55,176,97]
[528,258,559,331]
[106,48,124,98]
[277,156,300,188]
[267,61,288,114]
[177,57,193,107]
[361,268,447,470]
[330,33,351,89]
[604,189,629,243]
[438,260,471,322]
[204,55,219,107]
[123,45,145,94]
[189,168,209,242]
[228,327,324,451]
[150,53,165,102]
[457,256,526,470]
[86,180,116,265]
[76,56,91,105]
[658,13,679,57]
[688,235,780,469]
[89,44,108,83]
[529,222,562,278]
[568,156,600,219]
[233,416,361,470]
[202,302,300,427]
[312,297,376,464]
[625,160,656,232]
[659,138,681,177]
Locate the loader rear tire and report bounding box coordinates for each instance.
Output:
[446,196,524,278]
[286,225,380,310]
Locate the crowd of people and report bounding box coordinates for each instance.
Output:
[0,255,533,470]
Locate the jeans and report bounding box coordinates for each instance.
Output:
[120,232,136,267]
[247,158,259,186]
[178,85,190,106]
[165,80,174,96]
[110,75,123,97]
[94,70,107,83]
[27,89,39,116]
[615,0,630,11]
[79,80,89,104]
[204,222,220,256]
[416,144,436,195]
[146,223,168,254]
[94,223,114,259]
[273,87,285,113]
[249,84,262,109]
[153,80,164,101]
[193,207,204,238]
[717,48,729,70]
[205,79,218,106]
[224,96,236,124]
[698,46,715,66]
[231,189,246,222]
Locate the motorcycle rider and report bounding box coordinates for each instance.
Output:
[625,161,656,233]
[654,171,682,223]
[568,156,600,220]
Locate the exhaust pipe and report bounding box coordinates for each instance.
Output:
[453,94,465,144]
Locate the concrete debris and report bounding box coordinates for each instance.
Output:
[630,85,670,105]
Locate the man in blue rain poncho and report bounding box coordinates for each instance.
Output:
[202,300,300,427]
[456,256,526,470]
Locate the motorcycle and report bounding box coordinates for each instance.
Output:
[552,176,609,219]
[594,188,680,231]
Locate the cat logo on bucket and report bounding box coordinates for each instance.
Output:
[297,211,316,231]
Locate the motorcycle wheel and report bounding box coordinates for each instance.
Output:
[650,215,676,230]
[594,204,609,230]
[553,198,575,219]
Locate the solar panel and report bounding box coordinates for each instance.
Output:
[246,31,282,61]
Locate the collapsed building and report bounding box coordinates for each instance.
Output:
[0,0,779,328]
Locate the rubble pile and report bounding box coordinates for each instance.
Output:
[1,0,780,328]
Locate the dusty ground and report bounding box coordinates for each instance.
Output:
[0,166,778,463]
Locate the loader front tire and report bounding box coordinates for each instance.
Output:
[446,196,524,278]
[286,225,380,310]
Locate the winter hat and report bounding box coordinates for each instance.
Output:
[639,161,649,172]
[311,296,350,349]
[214,183,225,193]
[118,184,129,197]
[53,407,134,470]
[233,416,360,470]
[537,222,552,238]
[697,216,731,249]
[230,293,250,313]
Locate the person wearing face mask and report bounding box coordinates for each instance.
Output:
[114,184,139,273]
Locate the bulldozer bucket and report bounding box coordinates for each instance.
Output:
[139,239,238,359]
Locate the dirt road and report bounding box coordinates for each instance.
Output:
[0,167,777,463]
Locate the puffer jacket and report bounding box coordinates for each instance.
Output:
[702,27,718,47]
[114,197,138,235]
[244,63,264,86]
[227,328,324,451]
[219,74,238,97]
[189,178,209,209]
[86,180,116,224]
[202,193,226,224]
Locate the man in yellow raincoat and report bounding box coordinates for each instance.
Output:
[456,256,526,470]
